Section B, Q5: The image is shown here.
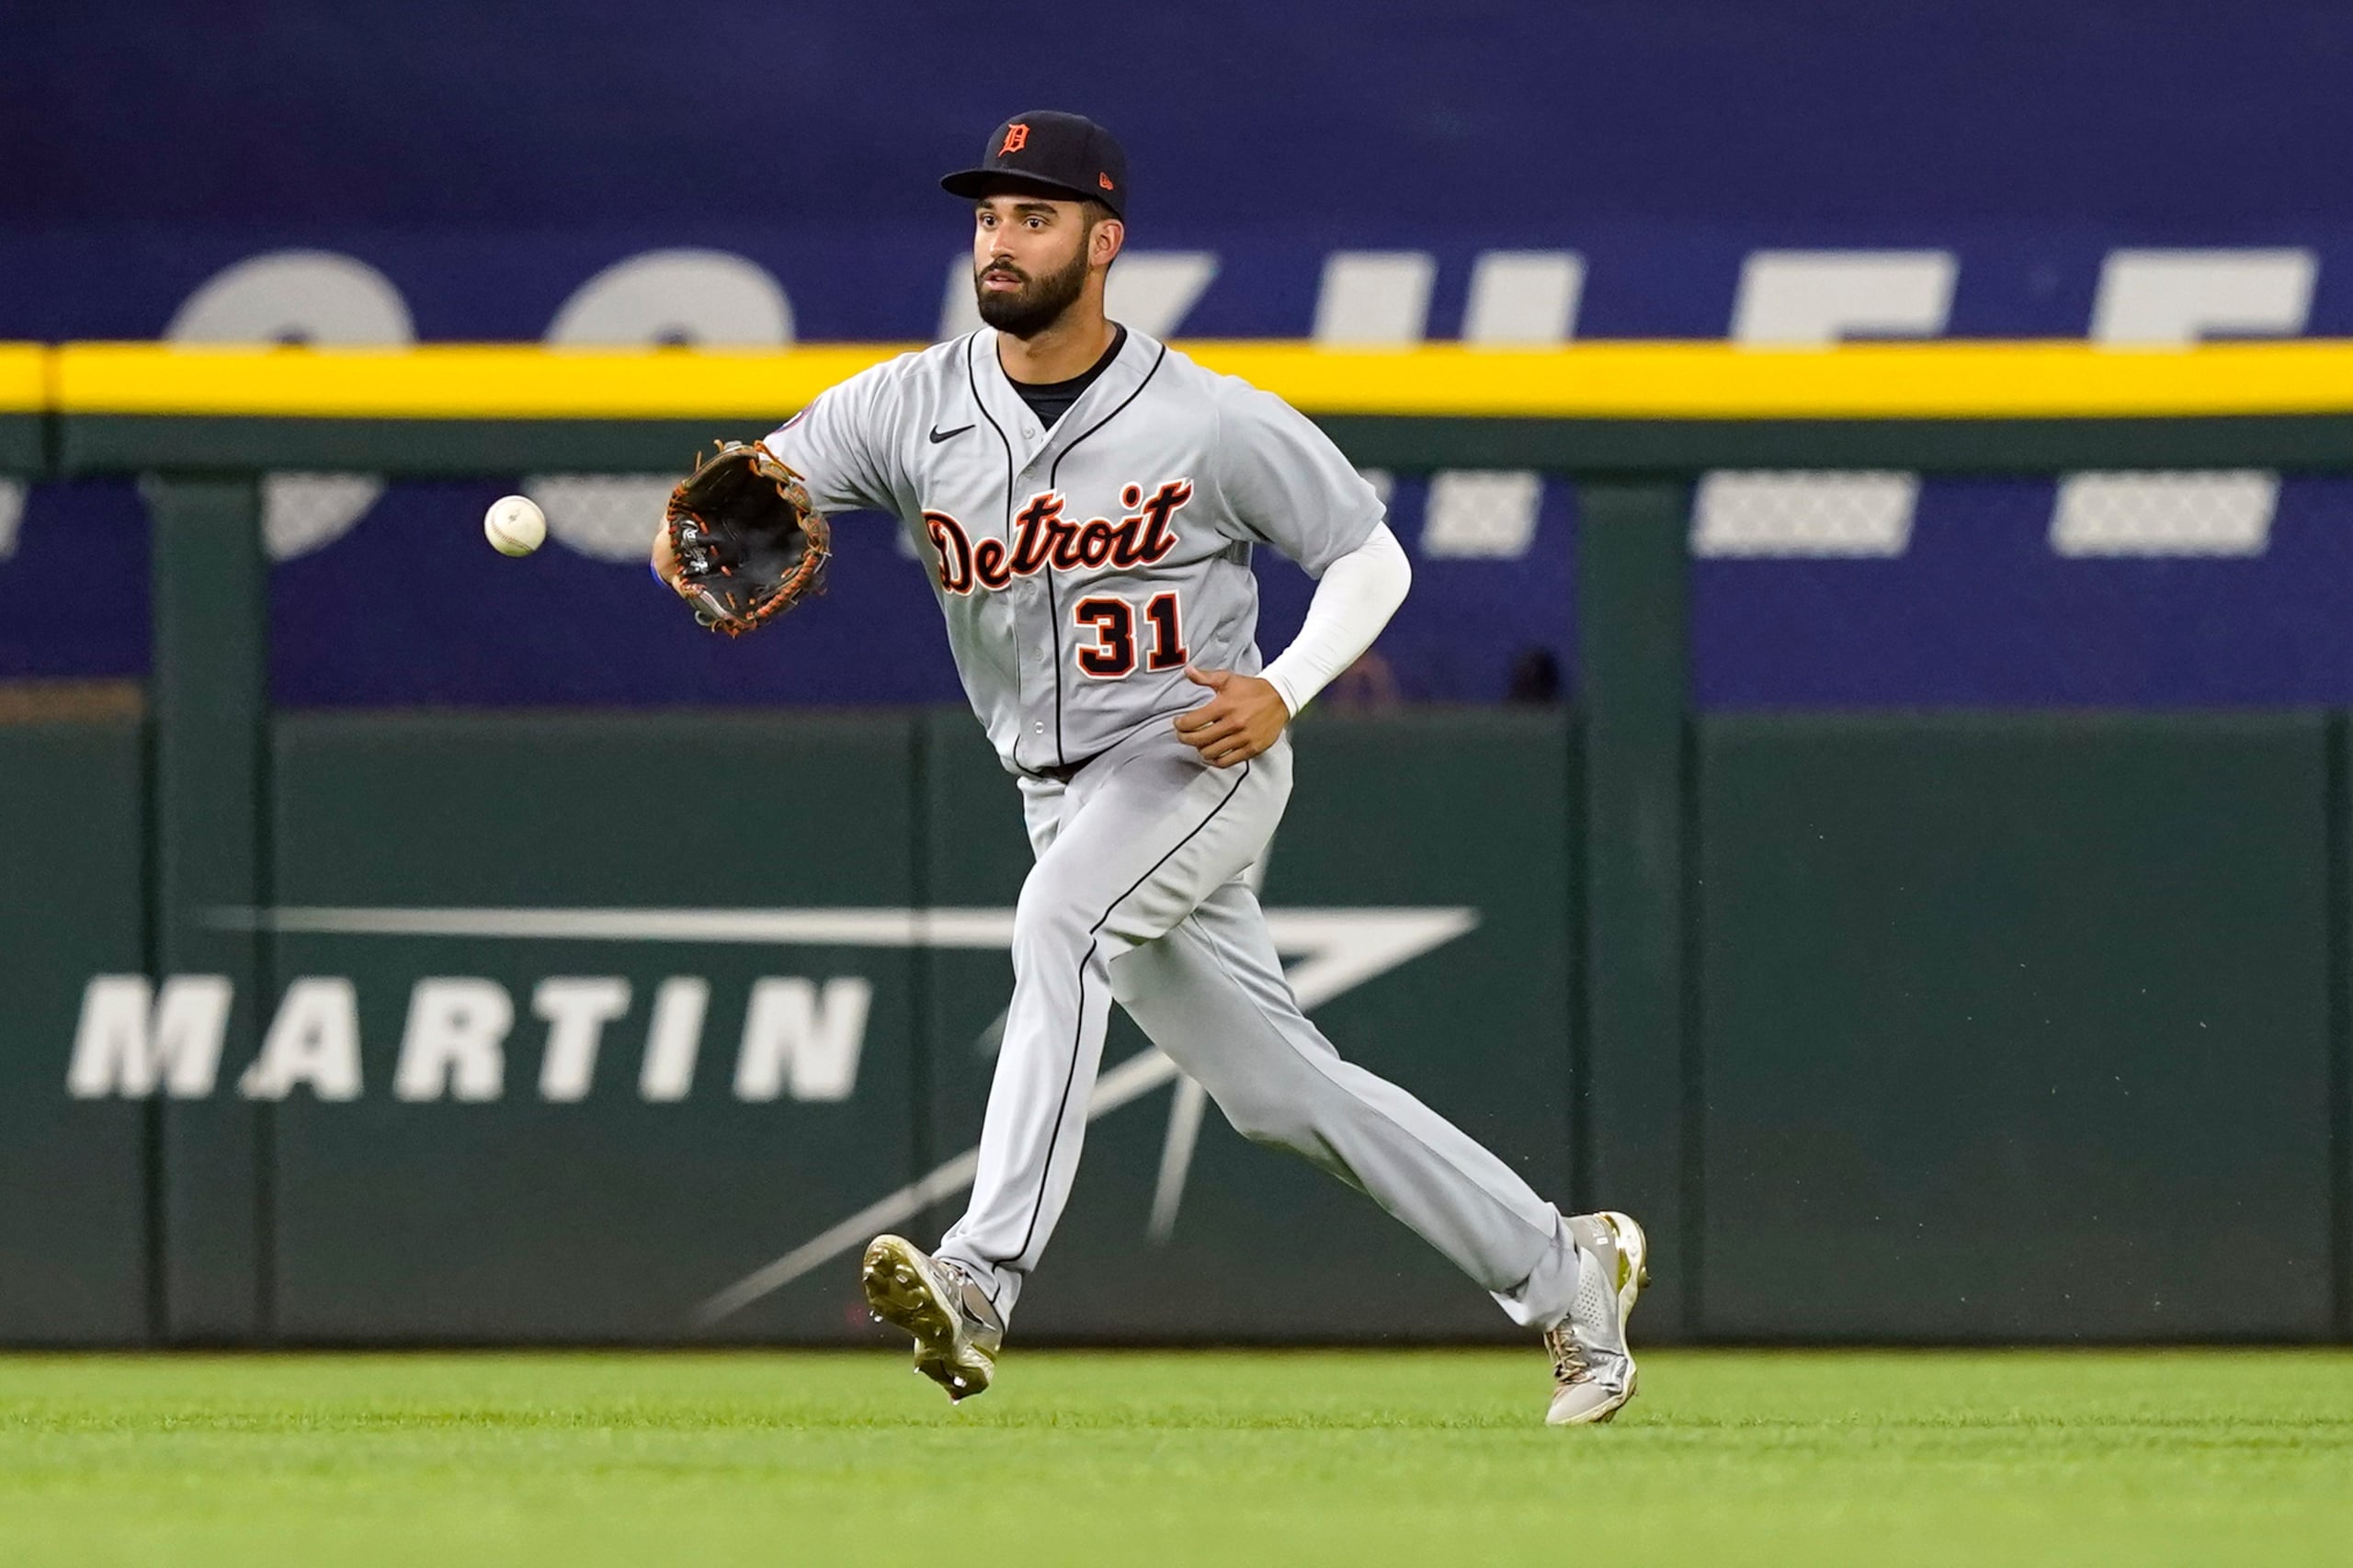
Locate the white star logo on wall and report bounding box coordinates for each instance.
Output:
[226,900,1478,1326]
[685,903,1478,1325]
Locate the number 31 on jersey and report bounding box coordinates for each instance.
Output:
[1073,592,1186,678]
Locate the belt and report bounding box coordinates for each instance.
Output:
[1022,749,1103,786]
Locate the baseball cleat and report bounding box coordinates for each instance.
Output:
[1543,1210,1650,1426]
[860,1234,1005,1403]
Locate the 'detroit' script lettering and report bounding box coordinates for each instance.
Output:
[926,478,1192,596]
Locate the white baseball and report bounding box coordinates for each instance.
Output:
[484,494,547,557]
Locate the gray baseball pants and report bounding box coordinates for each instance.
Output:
[935,721,1578,1328]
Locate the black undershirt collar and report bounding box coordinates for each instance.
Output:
[1006,324,1128,430]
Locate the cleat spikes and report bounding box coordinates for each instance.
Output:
[860,1233,1001,1407]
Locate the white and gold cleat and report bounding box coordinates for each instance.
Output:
[1543,1210,1650,1426]
[860,1234,1005,1404]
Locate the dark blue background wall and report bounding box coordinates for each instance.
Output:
[11,2,2350,294]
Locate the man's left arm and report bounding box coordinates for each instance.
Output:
[1174,523,1411,766]
[1174,387,1406,767]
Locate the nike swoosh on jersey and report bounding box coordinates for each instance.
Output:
[929,423,975,444]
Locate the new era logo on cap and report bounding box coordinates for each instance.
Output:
[942,110,1129,219]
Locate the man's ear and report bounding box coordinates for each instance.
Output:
[1092,218,1126,267]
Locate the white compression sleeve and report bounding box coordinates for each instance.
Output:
[1259,522,1412,716]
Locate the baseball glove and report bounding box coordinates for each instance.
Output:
[663,440,832,636]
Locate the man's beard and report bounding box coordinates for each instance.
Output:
[974,244,1089,338]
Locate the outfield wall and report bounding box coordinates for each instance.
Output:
[4,707,2343,1347]
[4,347,2347,1346]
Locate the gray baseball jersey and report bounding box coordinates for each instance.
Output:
[765,326,1382,774]
[767,324,1576,1335]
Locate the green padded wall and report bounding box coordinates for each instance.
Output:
[1696,714,2336,1341]
[9,706,2343,1346]
[266,712,921,1342]
[0,721,152,1343]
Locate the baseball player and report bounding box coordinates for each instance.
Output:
[655,111,1647,1426]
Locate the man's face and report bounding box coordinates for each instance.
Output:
[972,192,1102,337]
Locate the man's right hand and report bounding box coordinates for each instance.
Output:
[651,523,687,596]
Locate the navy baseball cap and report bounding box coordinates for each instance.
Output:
[940,110,1127,219]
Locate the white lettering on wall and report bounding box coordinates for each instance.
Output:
[637,976,710,1103]
[61,971,887,1103]
[1419,251,1586,562]
[66,975,233,1099]
[166,251,415,562]
[733,978,872,1102]
[1313,251,1435,345]
[1693,251,1957,559]
[2052,249,2317,557]
[529,250,794,562]
[1461,251,1584,347]
[392,978,513,1102]
[532,977,632,1102]
[238,977,363,1101]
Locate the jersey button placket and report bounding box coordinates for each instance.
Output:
[1013,449,1055,758]
[1024,575,1051,741]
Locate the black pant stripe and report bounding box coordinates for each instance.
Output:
[994,758,1253,1272]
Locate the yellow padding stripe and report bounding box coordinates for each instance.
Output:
[1199,341,2353,418]
[0,345,47,413]
[42,339,2353,420]
[54,344,918,420]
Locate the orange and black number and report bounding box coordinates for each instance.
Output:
[1142,592,1187,671]
[1074,597,1135,677]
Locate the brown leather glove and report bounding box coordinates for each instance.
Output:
[663,440,831,636]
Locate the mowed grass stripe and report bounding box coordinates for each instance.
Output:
[1,1349,2347,1567]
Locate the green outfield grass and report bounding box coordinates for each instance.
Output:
[1,1347,2348,1566]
